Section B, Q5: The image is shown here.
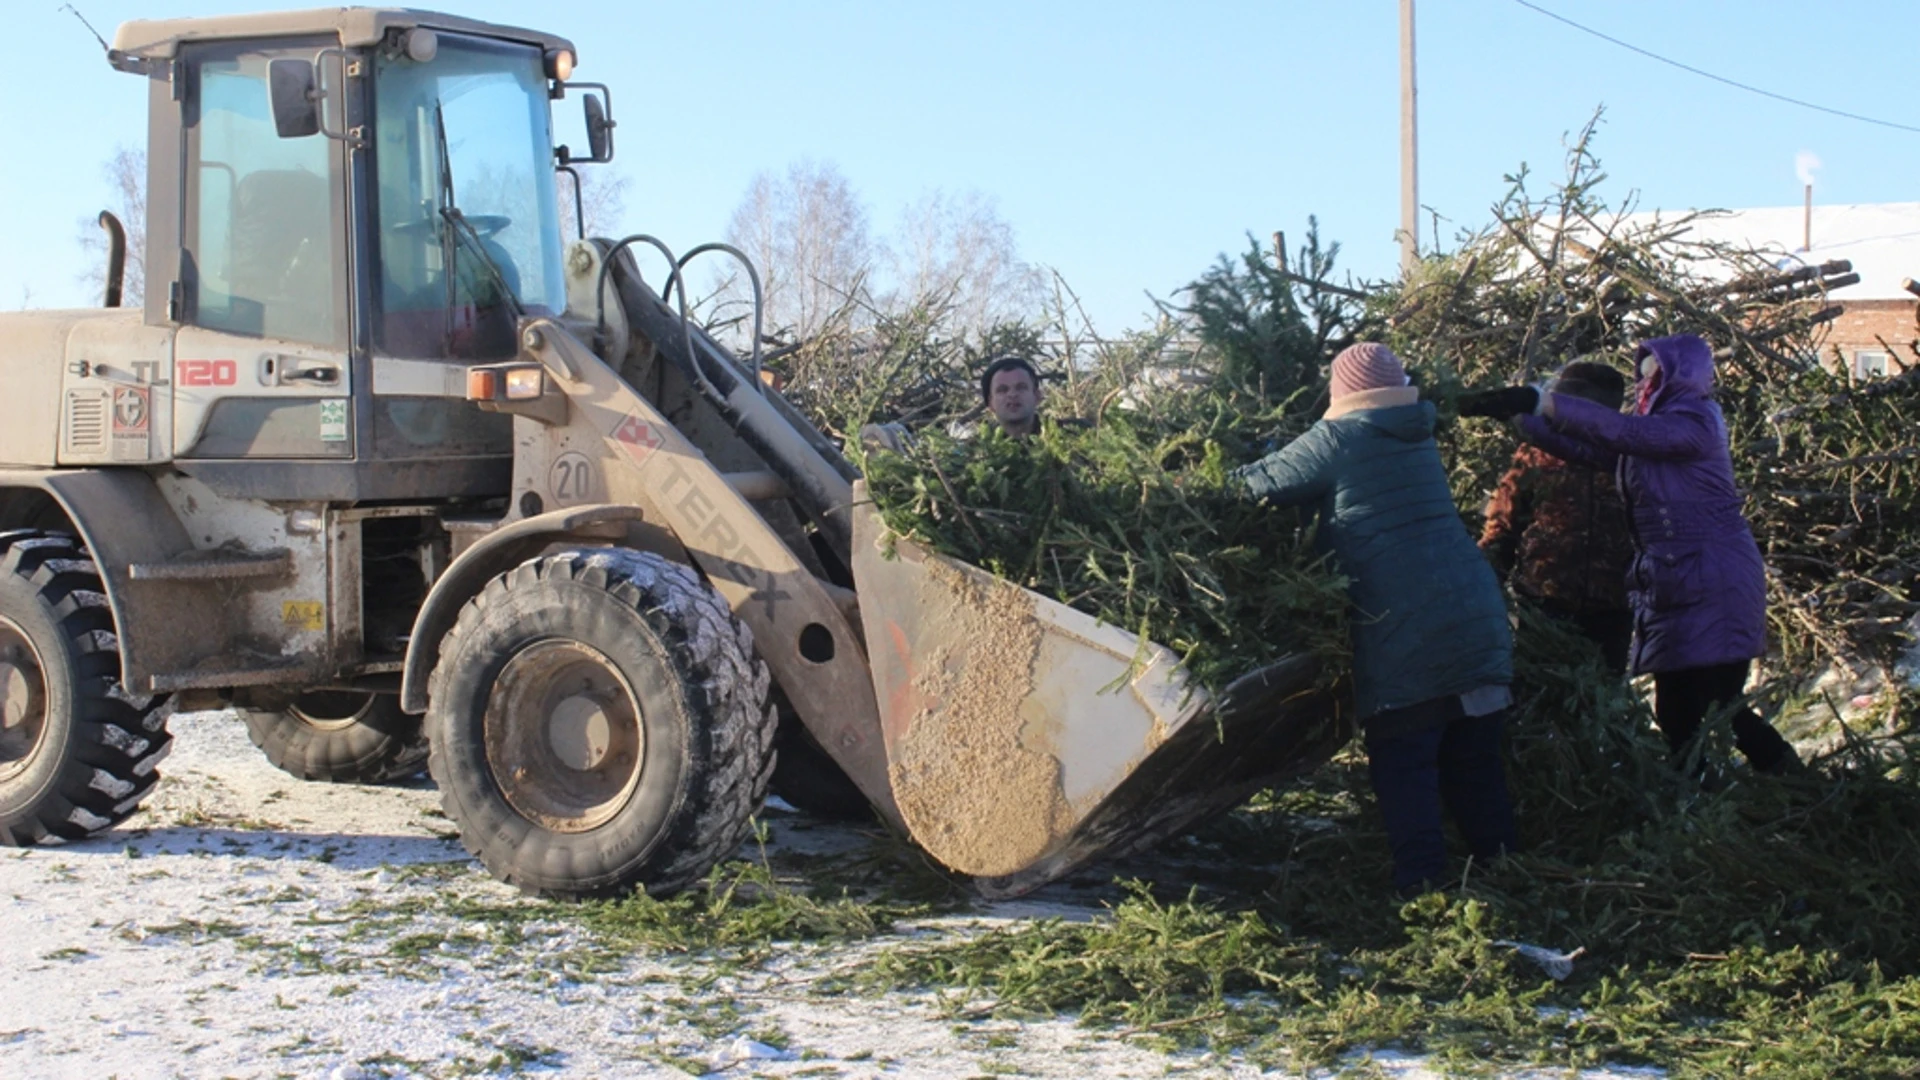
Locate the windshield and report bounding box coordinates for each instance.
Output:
[372,35,565,358]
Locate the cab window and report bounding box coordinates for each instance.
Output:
[187,51,342,346]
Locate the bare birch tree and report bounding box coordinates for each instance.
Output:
[887,189,1044,335]
[723,160,876,341]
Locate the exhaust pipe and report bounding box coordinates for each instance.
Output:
[97,211,127,309]
[1802,183,1813,253]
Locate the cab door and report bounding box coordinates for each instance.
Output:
[173,40,354,461]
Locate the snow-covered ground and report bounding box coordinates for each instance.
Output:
[0,712,1650,1079]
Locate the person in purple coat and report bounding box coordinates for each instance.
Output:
[1458,334,1801,774]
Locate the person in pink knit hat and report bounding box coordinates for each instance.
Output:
[1234,343,1518,895]
[1326,341,1414,402]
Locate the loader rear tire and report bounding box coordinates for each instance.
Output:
[0,531,173,845]
[242,691,427,784]
[427,548,775,898]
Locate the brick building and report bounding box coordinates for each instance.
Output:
[1818,296,1911,379]
[1646,202,1920,379]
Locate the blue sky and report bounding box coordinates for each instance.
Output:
[4,0,1915,332]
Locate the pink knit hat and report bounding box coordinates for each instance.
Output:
[1329,343,1409,399]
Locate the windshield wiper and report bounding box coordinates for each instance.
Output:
[431,103,524,329]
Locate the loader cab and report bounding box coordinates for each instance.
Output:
[109,10,600,501]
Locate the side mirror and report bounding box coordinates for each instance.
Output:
[268,58,320,138]
[583,92,615,163]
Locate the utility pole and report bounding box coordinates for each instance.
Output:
[1399,0,1419,274]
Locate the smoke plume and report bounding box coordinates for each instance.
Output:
[1795,151,1821,188]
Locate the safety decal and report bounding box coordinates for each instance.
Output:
[318,399,348,442]
[282,601,325,632]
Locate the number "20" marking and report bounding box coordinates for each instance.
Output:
[549,451,595,504]
[177,359,238,387]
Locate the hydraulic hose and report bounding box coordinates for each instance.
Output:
[593,234,718,402]
[665,242,766,396]
[590,236,858,565]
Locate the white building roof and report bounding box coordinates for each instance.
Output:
[1629,202,1920,301]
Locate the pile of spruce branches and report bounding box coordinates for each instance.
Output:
[843,119,1914,697]
[1349,117,1916,683]
[857,394,1350,696]
[816,226,1357,697]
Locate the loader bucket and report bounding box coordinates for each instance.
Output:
[849,483,1353,896]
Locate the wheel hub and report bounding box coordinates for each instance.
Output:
[0,621,48,781]
[484,639,645,833]
[548,693,617,771]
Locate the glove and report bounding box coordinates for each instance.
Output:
[1456,386,1541,420]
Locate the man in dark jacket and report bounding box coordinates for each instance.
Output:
[1236,342,1517,895]
[981,356,1042,438]
[1459,335,1799,773]
[1479,362,1636,674]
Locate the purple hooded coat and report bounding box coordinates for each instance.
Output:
[1516,335,1767,675]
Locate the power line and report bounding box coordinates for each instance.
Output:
[1511,0,1920,135]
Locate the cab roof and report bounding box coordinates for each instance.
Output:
[111,7,574,61]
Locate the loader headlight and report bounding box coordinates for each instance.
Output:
[546,48,575,81]
[504,367,545,400]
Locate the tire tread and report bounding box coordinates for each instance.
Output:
[0,531,172,846]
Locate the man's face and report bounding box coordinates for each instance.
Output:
[988,369,1038,430]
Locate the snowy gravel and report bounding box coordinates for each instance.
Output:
[0,711,1650,1079]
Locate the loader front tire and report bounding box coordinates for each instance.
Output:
[427,548,775,898]
[242,691,427,784]
[0,531,173,845]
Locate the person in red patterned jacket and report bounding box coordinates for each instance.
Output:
[1478,361,1637,673]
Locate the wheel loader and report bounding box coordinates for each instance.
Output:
[0,8,1350,898]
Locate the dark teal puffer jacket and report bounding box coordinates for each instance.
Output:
[1235,401,1512,719]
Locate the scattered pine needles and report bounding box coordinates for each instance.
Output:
[861,609,1920,1075]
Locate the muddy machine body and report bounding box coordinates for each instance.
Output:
[0,8,1348,894]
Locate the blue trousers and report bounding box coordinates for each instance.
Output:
[1364,702,1518,894]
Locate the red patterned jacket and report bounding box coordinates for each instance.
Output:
[1478,444,1633,613]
